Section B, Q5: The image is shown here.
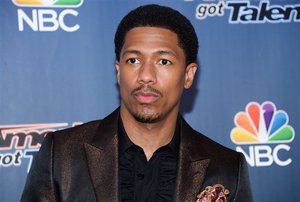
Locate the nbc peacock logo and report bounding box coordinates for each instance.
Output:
[231,101,295,167]
[13,0,84,32]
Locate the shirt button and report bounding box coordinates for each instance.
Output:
[137,173,144,180]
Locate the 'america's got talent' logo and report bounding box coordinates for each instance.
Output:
[231,101,295,167]
[192,0,300,24]
[0,122,81,172]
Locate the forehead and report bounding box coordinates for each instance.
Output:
[121,27,183,55]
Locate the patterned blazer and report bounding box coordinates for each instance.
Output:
[21,108,252,202]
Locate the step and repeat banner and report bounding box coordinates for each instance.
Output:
[0,0,299,201]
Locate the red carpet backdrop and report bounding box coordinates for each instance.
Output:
[0,0,299,201]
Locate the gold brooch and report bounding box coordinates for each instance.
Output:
[196,184,230,202]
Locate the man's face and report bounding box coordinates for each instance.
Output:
[116,27,197,123]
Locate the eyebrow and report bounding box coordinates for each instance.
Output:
[121,49,177,59]
[156,50,177,58]
[121,50,141,59]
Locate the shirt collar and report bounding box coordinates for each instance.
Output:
[118,115,180,155]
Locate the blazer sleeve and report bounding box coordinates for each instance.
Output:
[21,132,57,202]
[234,153,253,202]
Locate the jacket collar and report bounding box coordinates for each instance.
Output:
[90,108,119,149]
[84,108,120,201]
[84,108,210,201]
[174,117,210,202]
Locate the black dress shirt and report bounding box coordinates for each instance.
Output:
[118,117,180,202]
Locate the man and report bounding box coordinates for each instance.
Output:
[21,4,252,202]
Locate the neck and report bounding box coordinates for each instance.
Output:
[120,106,179,160]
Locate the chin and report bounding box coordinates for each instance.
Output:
[133,112,161,123]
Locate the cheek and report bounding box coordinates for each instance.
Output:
[119,69,130,85]
[160,69,185,87]
[119,71,136,93]
[159,73,185,97]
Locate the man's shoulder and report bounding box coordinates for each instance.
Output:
[181,119,240,161]
[193,130,237,156]
[187,129,244,174]
[50,120,102,144]
[48,108,119,146]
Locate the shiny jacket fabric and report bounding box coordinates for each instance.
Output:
[21,108,252,202]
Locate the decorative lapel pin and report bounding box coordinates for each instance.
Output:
[196,184,230,202]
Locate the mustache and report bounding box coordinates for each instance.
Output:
[131,85,163,97]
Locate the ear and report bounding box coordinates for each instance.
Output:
[115,61,120,85]
[184,63,197,89]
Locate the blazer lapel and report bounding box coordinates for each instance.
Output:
[83,110,210,201]
[174,117,210,202]
[84,109,120,201]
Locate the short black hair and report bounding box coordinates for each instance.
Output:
[114,4,198,65]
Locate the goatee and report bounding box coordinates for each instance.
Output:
[133,110,161,123]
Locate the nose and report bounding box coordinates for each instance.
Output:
[137,61,157,84]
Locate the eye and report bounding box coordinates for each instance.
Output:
[158,59,172,65]
[126,58,140,64]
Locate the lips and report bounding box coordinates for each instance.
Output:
[131,85,163,104]
[134,92,159,104]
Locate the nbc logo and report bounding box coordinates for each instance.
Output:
[231,101,295,167]
[13,0,84,32]
[13,0,83,7]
